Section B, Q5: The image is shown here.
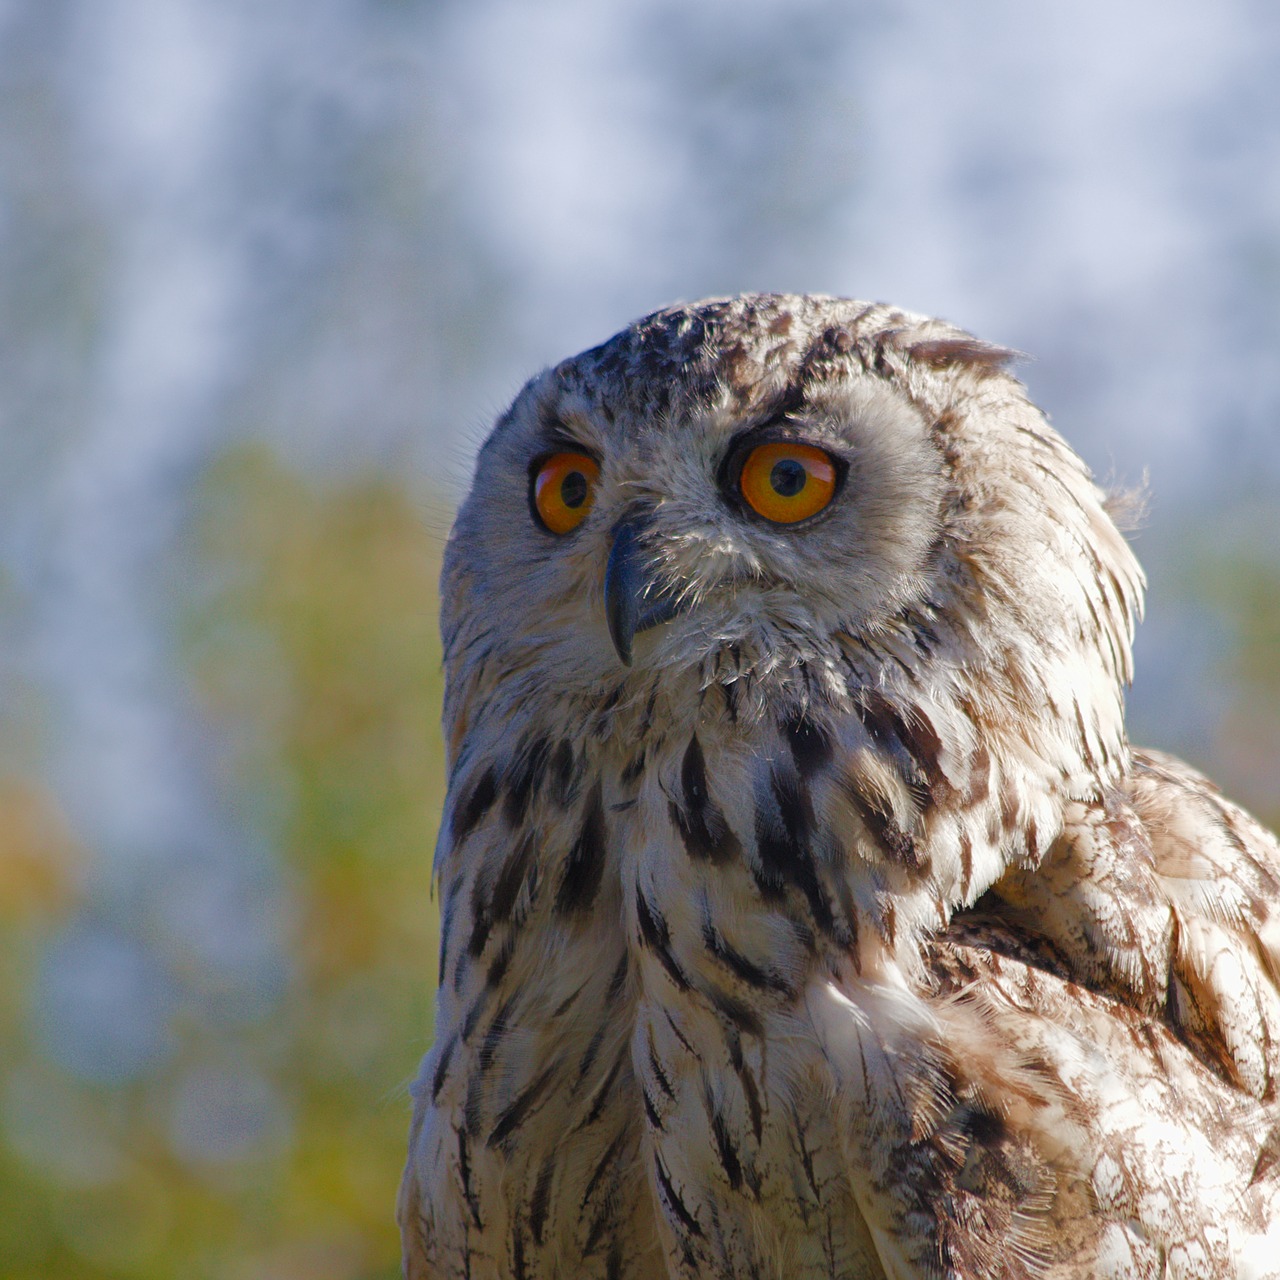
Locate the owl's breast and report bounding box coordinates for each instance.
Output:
[611,719,1280,1278]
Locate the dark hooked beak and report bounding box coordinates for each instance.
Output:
[603,512,684,666]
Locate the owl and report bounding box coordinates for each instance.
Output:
[399,294,1280,1279]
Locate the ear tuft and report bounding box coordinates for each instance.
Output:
[905,337,1021,373]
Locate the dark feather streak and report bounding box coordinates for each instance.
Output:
[431,1032,458,1101]
[581,1050,626,1128]
[671,735,741,864]
[490,833,535,924]
[503,736,551,827]
[647,1028,675,1100]
[576,1024,606,1085]
[705,1092,743,1191]
[460,985,492,1042]
[478,991,519,1074]
[753,761,837,935]
[437,875,468,987]
[654,1151,704,1239]
[606,952,630,1001]
[702,916,793,996]
[841,781,923,871]
[453,766,499,843]
[642,1087,663,1130]
[488,1064,557,1150]
[529,1153,555,1245]
[556,781,607,915]
[468,876,493,958]
[782,709,833,776]
[725,1027,764,1142]
[636,888,691,991]
[606,1242,624,1280]
[856,690,939,803]
[709,985,765,1036]
[458,1128,483,1228]
[549,739,579,804]
[485,933,516,986]
[663,1008,696,1055]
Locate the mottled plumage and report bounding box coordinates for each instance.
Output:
[400,294,1280,1279]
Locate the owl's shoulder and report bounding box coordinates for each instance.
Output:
[983,745,1280,1101]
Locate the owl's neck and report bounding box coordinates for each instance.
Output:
[445,625,1129,982]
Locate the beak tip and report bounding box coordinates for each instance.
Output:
[606,607,635,667]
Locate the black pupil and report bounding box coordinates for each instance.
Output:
[560,469,588,509]
[769,458,807,498]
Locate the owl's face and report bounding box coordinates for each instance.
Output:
[448,304,959,701]
[444,295,1141,771]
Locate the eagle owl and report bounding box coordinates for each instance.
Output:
[399,295,1280,1279]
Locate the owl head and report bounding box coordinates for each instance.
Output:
[442,294,1143,867]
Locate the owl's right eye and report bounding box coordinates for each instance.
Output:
[530,452,600,534]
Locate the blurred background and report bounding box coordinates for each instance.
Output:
[1,1,1278,1276]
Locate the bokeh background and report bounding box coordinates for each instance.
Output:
[2,2,1279,1276]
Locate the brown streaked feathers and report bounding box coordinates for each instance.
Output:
[401,295,1280,1279]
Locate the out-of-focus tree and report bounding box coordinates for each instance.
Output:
[1187,500,1280,831]
[0,780,88,1276]
[1,447,444,1279]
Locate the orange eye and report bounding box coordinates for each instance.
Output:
[531,451,600,534]
[737,441,839,524]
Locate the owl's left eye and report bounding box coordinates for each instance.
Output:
[531,451,600,534]
[734,440,840,524]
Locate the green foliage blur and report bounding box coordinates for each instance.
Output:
[1187,501,1280,832]
[0,447,445,1279]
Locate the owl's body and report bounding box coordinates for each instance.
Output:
[400,295,1280,1279]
